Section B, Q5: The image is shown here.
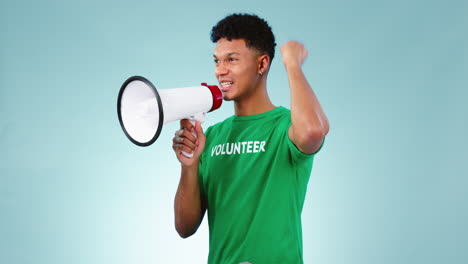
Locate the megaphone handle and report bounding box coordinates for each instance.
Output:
[181,113,205,158]
[181,120,196,158]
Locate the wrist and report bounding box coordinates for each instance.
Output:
[181,159,200,170]
[283,61,302,71]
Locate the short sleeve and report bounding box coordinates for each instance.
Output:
[281,117,326,164]
[286,134,325,161]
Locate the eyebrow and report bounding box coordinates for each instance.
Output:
[213,52,241,58]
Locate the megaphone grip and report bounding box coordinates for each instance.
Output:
[182,151,194,158]
[181,120,197,158]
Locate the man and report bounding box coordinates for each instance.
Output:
[172,13,329,263]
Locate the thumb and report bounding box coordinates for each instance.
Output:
[194,121,205,139]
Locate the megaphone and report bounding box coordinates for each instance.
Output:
[117,76,222,150]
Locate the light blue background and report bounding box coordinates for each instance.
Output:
[1,0,467,263]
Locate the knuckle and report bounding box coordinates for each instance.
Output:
[183,130,194,139]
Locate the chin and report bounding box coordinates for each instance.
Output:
[222,91,236,101]
[222,96,235,101]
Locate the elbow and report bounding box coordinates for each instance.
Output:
[177,229,194,239]
[291,119,330,154]
[295,124,329,153]
[322,120,330,136]
[301,116,330,140]
[174,197,205,238]
[175,218,197,238]
[301,129,324,146]
[175,224,194,239]
[303,122,329,142]
[317,115,330,136]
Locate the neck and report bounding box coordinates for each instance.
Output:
[234,79,275,116]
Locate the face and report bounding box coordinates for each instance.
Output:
[213,38,265,101]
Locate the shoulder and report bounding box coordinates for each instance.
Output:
[276,106,291,118]
[272,106,292,127]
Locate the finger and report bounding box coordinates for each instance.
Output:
[177,151,190,162]
[177,151,195,165]
[176,128,197,143]
[174,146,194,164]
[175,129,183,136]
[174,128,197,142]
[173,143,194,155]
[180,119,194,130]
[173,136,196,150]
[194,121,205,139]
[194,121,203,133]
[195,122,206,148]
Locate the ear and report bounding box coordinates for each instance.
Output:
[257,54,270,74]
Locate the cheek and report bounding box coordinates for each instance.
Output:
[235,64,257,80]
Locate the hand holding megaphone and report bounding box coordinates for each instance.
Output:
[117,76,222,156]
[180,112,205,158]
[174,118,205,164]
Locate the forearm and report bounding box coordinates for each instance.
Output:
[174,163,205,238]
[287,63,329,135]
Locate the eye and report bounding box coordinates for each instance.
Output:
[213,59,220,64]
[228,57,237,62]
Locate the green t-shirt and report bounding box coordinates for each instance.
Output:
[199,106,324,264]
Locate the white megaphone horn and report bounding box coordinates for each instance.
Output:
[117,76,222,154]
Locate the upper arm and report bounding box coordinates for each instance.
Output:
[288,125,326,155]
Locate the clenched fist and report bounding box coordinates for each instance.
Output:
[172,119,206,167]
[280,41,309,68]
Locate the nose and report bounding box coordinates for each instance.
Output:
[215,62,228,78]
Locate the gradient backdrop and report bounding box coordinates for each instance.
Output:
[1,0,467,263]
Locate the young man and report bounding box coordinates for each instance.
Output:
[172,14,329,263]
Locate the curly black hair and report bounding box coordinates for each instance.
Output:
[210,13,276,64]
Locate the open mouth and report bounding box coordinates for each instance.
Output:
[220,81,233,92]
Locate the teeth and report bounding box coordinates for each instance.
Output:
[221,82,233,88]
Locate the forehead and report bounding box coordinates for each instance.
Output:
[214,38,256,57]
